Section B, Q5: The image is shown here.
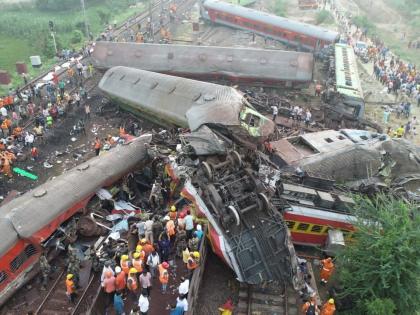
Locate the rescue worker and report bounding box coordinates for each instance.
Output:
[218,298,234,315]
[158,261,169,293]
[66,274,77,303]
[165,216,176,241]
[1,157,12,178]
[395,125,405,138]
[94,137,102,156]
[301,293,319,315]
[187,252,199,277]
[188,233,200,252]
[169,205,177,220]
[67,256,80,288]
[127,268,139,298]
[320,299,336,315]
[115,266,127,294]
[175,226,187,258]
[12,126,23,141]
[132,252,144,273]
[120,254,131,275]
[315,83,323,96]
[39,252,51,290]
[135,244,146,262]
[320,257,335,284]
[102,270,116,307]
[140,238,154,258]
[146,250,160,279]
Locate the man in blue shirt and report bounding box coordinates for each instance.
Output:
[169,303,184,315]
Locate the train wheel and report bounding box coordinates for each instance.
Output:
[258,193,271,210]
[227,205,241,226]
[207,184,223,209]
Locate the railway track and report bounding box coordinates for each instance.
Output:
[34,268,97,315]
[236,283,300,315]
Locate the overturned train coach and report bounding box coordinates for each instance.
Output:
[91,42,314,88]
[200,0,339,51]
[0,135,151,307]
[99,66,275,142]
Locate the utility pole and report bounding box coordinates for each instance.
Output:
[80,0,90,38]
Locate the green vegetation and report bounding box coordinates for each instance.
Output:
[351,15,376,36]
[315,10,334,25]
[271,0,288,17]
[337,195,419,315]
[385,0,420,29]
[0,0,146,94]
[226,0,257,6]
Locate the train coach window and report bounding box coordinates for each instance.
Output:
[310,225,323,233]
[10,245,38,272]
[0,271,8,284]
[286,221,295,229]
[24,244,37,258]
[297,223,309,231]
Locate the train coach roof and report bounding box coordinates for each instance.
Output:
[91,42,314,82]
[99,66,246,131]
[0,135,151,240]
[0,218,19,255]
[203,0,339,43]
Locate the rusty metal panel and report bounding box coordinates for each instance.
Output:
[91,42,314,84]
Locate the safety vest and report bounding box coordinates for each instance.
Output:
[94,140,101,149]
[46,116,53,126]
[115,271,127,291]
[120,260,130,275]
[127,275,138,291]
[132,258,143,273]
[66,279,75,294]
[166,220,175,237]
[1,121,7,130]
[159,269,168,284]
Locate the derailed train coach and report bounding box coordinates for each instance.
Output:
[200,0,339,51]
[0,136,151,306]
[91,42,314,88]
[98,66,275,143]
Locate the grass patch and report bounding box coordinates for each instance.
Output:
[375,29,420,65]
[0,0,146,92]
[271,0,288,17]
[315,10,334,25]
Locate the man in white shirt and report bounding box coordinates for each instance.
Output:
[176,295,188,313]
[138,291,149,314]
[271,105,278,122]
[178,277,189,297]
[0,106,7,117]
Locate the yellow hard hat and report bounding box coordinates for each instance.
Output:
[121,255,129,261]
[193,251,200,258]
[133,252,141,259]
[136,245,143,252]
[129,268,138,274]
[140,238,147,244]
[67,274,73,280]
[170,205,176,211]
[328,298,335,304]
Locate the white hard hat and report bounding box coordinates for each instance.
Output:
[115,266,122,273]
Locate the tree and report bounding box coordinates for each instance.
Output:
[71,30,83,43]
[337,195,420,315]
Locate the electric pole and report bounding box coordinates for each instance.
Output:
[80,0,90,38]
[49,21,58,54]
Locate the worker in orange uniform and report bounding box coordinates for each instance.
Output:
[1,119,9,137]
[135,244,146,262]
[158,261,169,293]
[301,293,319,315]
[166,216,176,241]
[140,238,154,258]
[132,252,144,273]
[93,137,101,156]
[187,252,200,277]
[320,257,335,284]
[320,299,336,315]
[12,126,23,141]
[127,268,139,299]
[120,254,130,275]
[115,266,127,294]
[66,274,77,303]
[1,157,12,178]
[169,205,177,220]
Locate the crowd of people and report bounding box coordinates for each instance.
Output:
[65,201,204,314]
[0,59,95,180]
